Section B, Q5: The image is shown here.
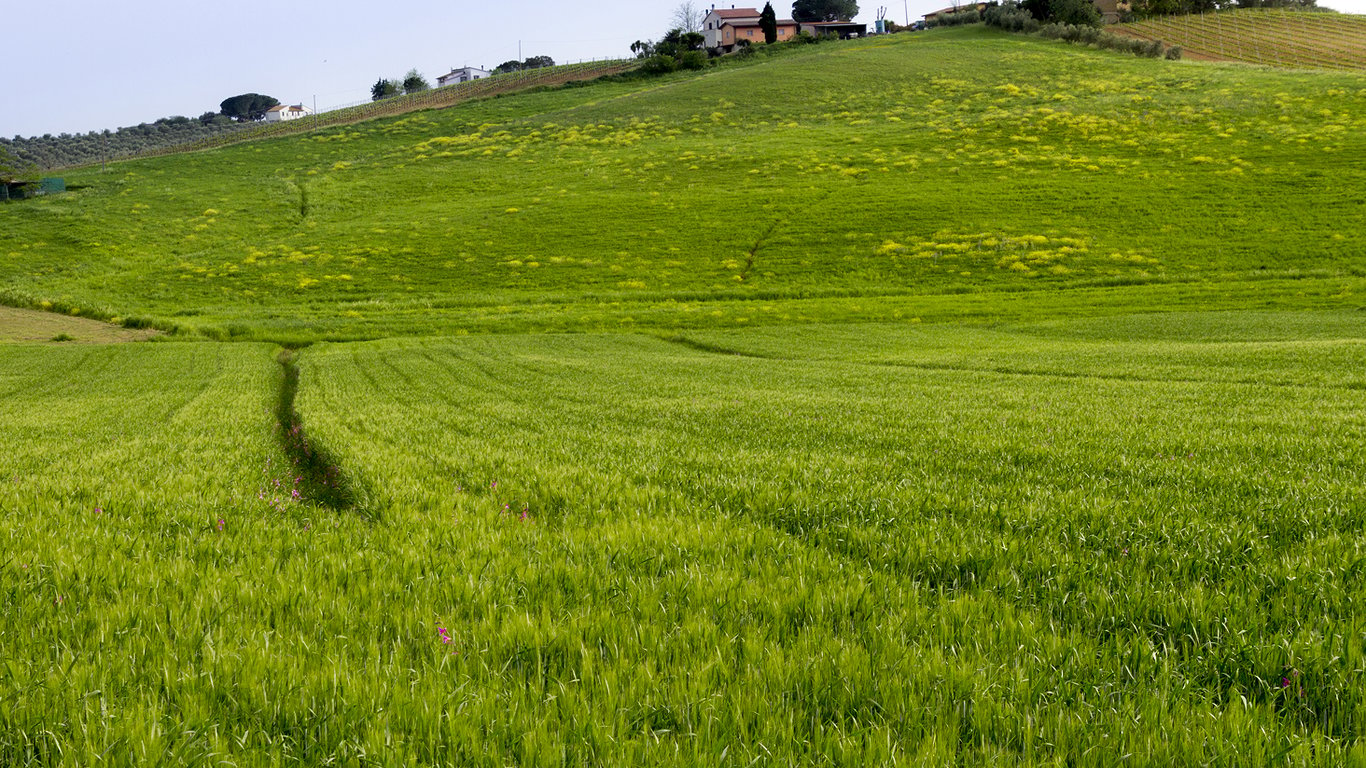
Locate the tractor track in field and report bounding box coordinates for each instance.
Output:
[740,220,782,282]
[275,349,365,513]
[661,334,1366,391]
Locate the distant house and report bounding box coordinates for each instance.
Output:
[704,7,760,48]
[719,18,802,49]
[703,6,801,51]
[437,67,491,87]
[799,20,868,38]
[264,104,313,123]
[1095,0,1130,23]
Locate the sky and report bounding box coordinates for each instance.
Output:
[4,0,1363,139]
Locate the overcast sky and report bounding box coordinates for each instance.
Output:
[5,0,1363,139]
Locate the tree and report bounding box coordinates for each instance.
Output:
[219,93,281,122]
[1022,0,1100,25]
[402,69,429,94]
[672,1,704,33]
[495,56,556,75]
[630,40,655,58]
[760,2,779,42]
[653,28,707,59]
[1050,0,1101,25]
[371,78,401,101]
[0,143,33,182]
[792,0,859,22]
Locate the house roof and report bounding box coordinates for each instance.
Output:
[710,8,760,18]
[265,105,287,112]
[721,18,798,28]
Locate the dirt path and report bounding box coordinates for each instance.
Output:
[0,305,160,343]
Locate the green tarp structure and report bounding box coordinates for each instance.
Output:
[1,178,65,200]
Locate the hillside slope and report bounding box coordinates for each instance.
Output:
[4,27,1366,765]
[1114,9,1366,70]
[1,26,1363,341]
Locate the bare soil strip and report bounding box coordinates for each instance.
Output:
[0,306,160,343]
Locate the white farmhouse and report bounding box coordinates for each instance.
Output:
[436,67,491,87]
[264,104,313,122]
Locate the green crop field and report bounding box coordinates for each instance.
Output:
[2,25,1366,766]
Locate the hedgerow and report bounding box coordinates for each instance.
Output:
[985,2,1181,57]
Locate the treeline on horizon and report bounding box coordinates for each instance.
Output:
[2,114,251,172]
[931,0,1326,32]
[932,0,1323,26]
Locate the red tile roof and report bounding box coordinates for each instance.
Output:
[722,19,799,28]
[712,8,760,17]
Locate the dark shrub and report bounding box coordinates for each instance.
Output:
[679,50,709,70]
[641,55,679,74]
[928,9,982,27]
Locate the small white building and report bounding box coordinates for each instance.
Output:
[264,104,313,122]
[437,67,491,87]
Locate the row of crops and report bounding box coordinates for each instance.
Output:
[5,312,1363,763]
[1,116,251,173]
[1115,9,1366,69]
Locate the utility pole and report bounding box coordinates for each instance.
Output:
[905,0,910,25]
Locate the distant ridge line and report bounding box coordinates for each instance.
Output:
[63,60,638,170]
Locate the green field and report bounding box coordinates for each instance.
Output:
[2,26,1363,341]
[3,25,1366,765]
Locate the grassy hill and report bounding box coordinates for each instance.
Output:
[2,27,1366,765]
[2,26,1362,342]
[1115,9,1366,70]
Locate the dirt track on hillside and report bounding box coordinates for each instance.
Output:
[0,306,160,343]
